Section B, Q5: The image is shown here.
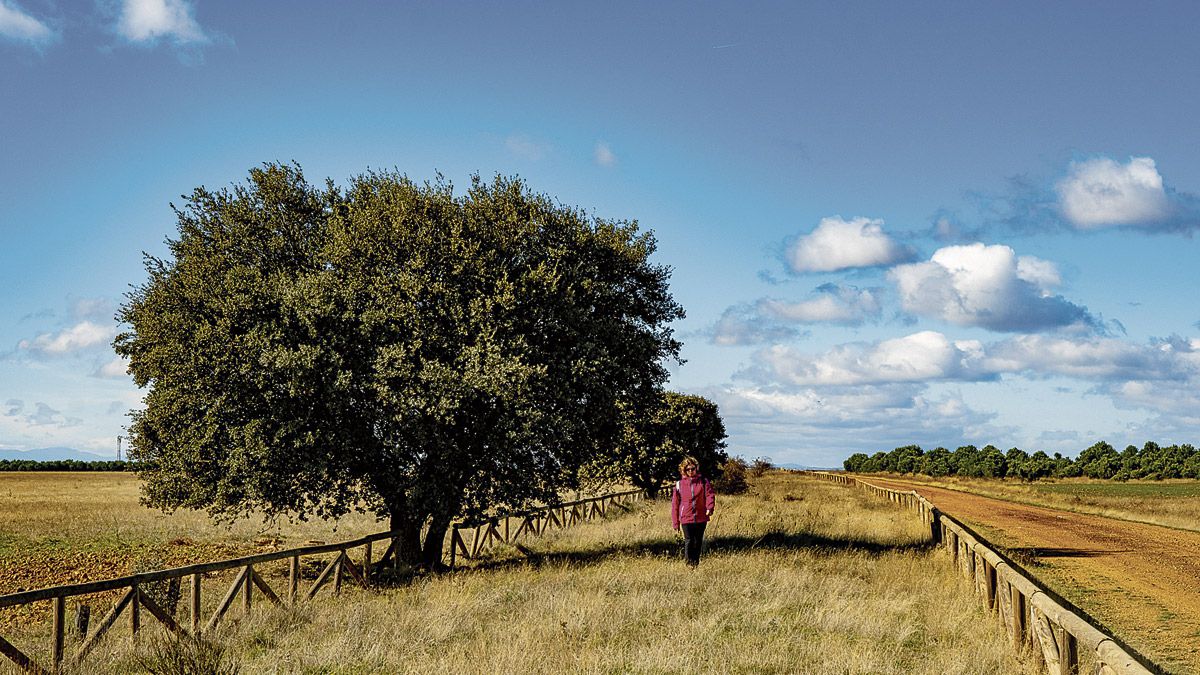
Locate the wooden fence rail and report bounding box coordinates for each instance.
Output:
[0,487,647,673]
[447,488,645,568]
[802,471,1156,675]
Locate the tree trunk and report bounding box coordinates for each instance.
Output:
[389,512,423,567]
[422,513,452,570]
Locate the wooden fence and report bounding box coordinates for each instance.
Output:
[0,487,647,673]
[447,488,645,568]
[803,471,1156,675]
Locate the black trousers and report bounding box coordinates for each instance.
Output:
[681,522,707,566]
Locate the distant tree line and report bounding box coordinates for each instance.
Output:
[0,459,133,471]
[843,441,1200,481]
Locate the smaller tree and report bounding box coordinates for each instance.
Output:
[748,456,775,477]
[617,391,728,498]
[712,457,749,495]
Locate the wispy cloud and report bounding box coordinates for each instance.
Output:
[594,141,617,168]
[115,0,208,45]
[18,320,115,355]
[711,284,883,345]
[785,216,915,274]
[94,356,130,379]
[0,0,56,47]
[504,134,551,161]
[889,243,1102,333]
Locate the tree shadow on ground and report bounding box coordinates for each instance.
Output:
[1006,546,1132,559]
[441,528,936,577]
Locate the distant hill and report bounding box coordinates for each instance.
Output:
[777,463,838,471]
[0,447,113,462]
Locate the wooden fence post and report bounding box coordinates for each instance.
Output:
[242,565,253,615]
[190,574,201,634]
[52,595,65,669]
[289,555,299,604]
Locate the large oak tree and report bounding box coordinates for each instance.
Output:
[116,163,683,567]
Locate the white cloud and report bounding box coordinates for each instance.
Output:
[18,321,115,355]
[890,243,1097,332]
[504,134,550,161]
[786,216,913,273]
[744,331,989,387]
[95,357,131,379]
[116,0,208,45]
[1056,156,1172,229]
[710,384,999,467]
[758,285,883,325]
[594,141,617,168]
[983,334,1197,382]
[711,305,806,346]
[0,1,54,46]
[711,285,882,345]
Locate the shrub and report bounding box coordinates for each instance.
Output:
[748,456,775,477]
[713,457,749,495]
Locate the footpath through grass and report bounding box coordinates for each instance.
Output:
[40,472,1041,674]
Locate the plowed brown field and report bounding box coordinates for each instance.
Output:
[865,476,1200,675]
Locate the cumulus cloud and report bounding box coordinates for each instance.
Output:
[18,321,115,355]
[0,0,54,46]
[711,284,883,345]
[740,331,990,386]
[116,0,208,45]
[1057,157,1172,229]
[4,399,22,416]
[890,243,1099,333]
[739,330,1198,390]
[982,334,1194,381]
[785,216,915,273]
[978,155,1200,235]
[594,141,617,168]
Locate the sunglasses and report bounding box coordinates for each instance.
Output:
[684,466,697,472]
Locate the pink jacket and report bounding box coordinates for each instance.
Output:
[671,475,715,528]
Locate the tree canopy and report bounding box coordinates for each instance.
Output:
[614,391,728,498]
[843,439,1200,481]
[116,163,684,567]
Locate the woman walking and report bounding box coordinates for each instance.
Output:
[671,456,715,568]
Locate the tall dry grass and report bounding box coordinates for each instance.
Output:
[26,473,1041,674]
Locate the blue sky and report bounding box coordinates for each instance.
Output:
[3,1,1199,467]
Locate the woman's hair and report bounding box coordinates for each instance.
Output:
[678,455,700,474]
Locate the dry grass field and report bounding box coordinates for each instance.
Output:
[1,471,1039,674]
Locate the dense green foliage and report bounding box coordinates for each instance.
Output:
[0,460,132,471]
[844,440,1200,480]
[115,163,684,567]
[712,456,750,494]
[613,391,728,497]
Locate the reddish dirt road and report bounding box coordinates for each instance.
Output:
[867,477,1200,675]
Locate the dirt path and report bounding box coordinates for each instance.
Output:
[865,476,1200,675]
